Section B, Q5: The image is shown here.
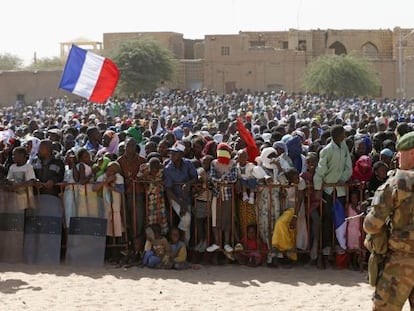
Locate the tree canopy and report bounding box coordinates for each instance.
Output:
[302,54,380,97]
[110,38,176,94]
[28,56,64,70]
[0,53,23,70]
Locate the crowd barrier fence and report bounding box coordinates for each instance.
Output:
[0,179,368,269]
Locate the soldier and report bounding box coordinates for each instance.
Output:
[363,131,414,311]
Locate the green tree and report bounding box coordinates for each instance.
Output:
[27,56,64,70]
[303,54,380,97]
[0,53,23,70]
[110,38,175,94]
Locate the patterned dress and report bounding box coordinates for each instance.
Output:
[139,164,169,235]
[256,167,281,249]
[239,200,256,239]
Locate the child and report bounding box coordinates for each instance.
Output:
[300,152,322,266]
[192,155,213,252]
[169,227,189,270]
[236,149,257,204]
[93,161,125,238]
[75,148,99,217]
[74,148,94,185]
[234,224,267,267]
[272,168,306,266]
[367,161,389,196]
[347,191,363,270]
[236,149,258,239]
[143,224,169,268]
[137,157,168,235]
[6,146,36,209]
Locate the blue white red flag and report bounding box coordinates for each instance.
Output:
[59,45,119,103]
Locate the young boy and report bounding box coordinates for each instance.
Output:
[236,149,257,204]
[7,146,36,209]
[192,155,213,252]
[169,227,189,270]
[143,224,169,268]
[367,161,389,197]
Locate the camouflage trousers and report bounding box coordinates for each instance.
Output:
[373,253,414,310]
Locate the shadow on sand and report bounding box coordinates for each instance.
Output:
[0,261,368,289]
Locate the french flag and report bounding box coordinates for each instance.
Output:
[333,199,347,250]
[59,45,119,103]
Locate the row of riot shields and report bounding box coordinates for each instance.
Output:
[0,186,108,266]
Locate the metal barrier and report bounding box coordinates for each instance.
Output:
[0,178,369,268]
[57,182,129,253]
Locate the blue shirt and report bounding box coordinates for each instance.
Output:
[85,140,102,153]
[164,158,197,205]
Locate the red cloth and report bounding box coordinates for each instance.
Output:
[241,237,268,251]
[236,118,260,164]
[352,155,373,182]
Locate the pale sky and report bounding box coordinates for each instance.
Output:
[1,0,413,64]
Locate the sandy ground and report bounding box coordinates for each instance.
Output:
[0,263,410,311]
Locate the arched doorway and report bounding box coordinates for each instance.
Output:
[329,41,347,55]
[362,42,379,59]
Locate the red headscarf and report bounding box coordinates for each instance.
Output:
[202,140,217,158]
[352,155,373,182]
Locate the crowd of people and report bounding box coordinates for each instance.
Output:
[0,89,412,270]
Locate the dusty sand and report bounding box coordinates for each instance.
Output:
[0,263,410,311]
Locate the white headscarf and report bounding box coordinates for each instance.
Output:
[255,147,278,170]
[27,137,41,160]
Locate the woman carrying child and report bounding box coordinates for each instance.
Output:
[93,161,125,238]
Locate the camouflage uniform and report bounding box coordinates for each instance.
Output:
[364,167,414,311]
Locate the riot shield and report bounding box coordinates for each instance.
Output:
[0,188,26,262]
[65,217,107,267]
[23,194,63,265]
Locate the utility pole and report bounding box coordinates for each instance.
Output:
[398,29,414,98]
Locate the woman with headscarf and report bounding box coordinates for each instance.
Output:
[252,147,285,265]
[273,141,294,171]
[24,136,41,164]
[202,140,217,158]
[351,155,373,183]
[97,130,119,157]
[149,118,165,136]
[286,135,307,174]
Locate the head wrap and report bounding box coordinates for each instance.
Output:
[96,130,119,157]
[173,127,184,140]
[125,127,142,144]
[202,140,217,157]
[256,147,278,169]
[286,136,303,173]
[273,141,288,155]
[94,156,111,179]
[380,148,394,158]
[26,136,41,160]
[351,155,373,182]
[217,143,231,165]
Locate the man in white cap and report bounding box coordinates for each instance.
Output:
[164,141,198,245]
